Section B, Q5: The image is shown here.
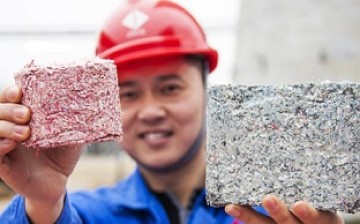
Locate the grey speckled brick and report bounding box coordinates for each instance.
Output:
[206,82,360,214]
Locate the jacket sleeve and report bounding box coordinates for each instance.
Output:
[0,193,82,224]
[0,195,30,224]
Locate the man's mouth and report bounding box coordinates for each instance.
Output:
[139,131,173,140]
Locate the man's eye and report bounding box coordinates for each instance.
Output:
[120,91,138,101]
[162,84,181,94]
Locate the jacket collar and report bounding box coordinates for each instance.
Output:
[108,168,156,210]
[108,167,209,208]
[104,168,222,223]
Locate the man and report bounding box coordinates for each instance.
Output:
[0,0,344,223]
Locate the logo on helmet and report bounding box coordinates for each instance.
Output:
[122,9,149,38]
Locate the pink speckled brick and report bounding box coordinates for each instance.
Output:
[14,58,122,149]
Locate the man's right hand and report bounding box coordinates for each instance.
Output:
[0,85,84,223]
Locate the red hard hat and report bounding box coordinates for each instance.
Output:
[95,0,218,73]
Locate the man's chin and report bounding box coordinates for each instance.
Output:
[137,158,181,173]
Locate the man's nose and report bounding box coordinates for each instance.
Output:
[137,98,166,124]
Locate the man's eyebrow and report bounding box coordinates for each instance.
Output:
[156,74,181,82]
[119,74,180,87]
[119,81,137,88]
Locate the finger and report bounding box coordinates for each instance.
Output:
[0,138,16,157]
[225,204,275,224]
[292,201,344,224]
[262,195,302,224]
[0,86,22,103]
[0,139,16,173]
[0,120,30,142]
[0,104,30,124]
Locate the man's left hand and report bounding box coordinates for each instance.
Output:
[225,194,344,224]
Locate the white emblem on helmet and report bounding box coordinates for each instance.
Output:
[122,10,149,37]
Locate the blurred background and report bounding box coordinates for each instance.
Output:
[0,0,359,222]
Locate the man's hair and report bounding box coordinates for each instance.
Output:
[184,55,208,85]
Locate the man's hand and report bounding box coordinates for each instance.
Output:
[225,194,344,224]
[0,85,84,223]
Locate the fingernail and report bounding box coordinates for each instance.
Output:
[6,87,19,101]
[296,205,308,219]
[14,107,29,120]
[265,198,278,213]
[225,205,242,218]
[14,125,29,135]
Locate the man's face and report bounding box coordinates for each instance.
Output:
[118,56,205,169]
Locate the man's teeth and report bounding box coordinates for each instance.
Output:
[145,133,166,140]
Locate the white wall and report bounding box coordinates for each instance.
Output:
[234,0,360,85]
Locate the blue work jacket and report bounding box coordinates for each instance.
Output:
[1,168,252,224]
